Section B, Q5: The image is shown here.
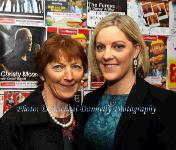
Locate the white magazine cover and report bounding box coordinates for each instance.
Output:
[128,0,169,35]
[87,0,126,28]
[0,0,44,26]
[169,0,176,34]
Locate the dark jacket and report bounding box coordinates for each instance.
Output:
[81,76,176,150]
[0,87,83,150]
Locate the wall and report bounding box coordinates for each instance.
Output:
[0,0,176,117]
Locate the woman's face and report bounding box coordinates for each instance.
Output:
[43,56,84,102]
[95,26,139,83]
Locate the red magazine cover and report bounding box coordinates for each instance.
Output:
[3,90,32,114]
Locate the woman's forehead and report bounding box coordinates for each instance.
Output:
[53,54,82,63]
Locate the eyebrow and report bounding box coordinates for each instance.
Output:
[96,41,126,44]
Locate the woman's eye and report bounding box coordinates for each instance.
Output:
[113,44,125,51]
[95,44,105,52]
[53,65,64,72]
[72,64,83,70]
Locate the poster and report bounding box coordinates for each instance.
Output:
[0,0,44,26]
[0,91,3,117]
[0,25,46,88]
[87,0,127,28]
[128,0,170,35]
[167,35,176,91]
[91,74,105,89]
[144,35,168,89]
[0,90,33,115]
[169,0,176,34]
[45,0,87,28]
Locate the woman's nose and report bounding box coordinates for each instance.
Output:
[103,48,114,60]
[64,68,73,81]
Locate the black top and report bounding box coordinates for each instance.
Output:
[0,87,83,150]
[80,75,176,150]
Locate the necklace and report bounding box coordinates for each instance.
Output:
[104,94,128,116]
[42,91,74,128]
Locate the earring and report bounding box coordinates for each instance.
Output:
[40,76,45,81]
[133,58,138,83]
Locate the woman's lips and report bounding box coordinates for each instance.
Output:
[102,64,119,72]
[104,64,119,68]
[59,83,75,89]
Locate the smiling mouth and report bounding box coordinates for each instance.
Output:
[103,64,119,68]
[60,83,75,89]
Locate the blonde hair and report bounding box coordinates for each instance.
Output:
[88,14,149,78]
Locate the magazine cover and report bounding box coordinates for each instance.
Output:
[47,27,90,90]
[83,89,93,97]
[87,0,127,28]
[0,0,44,26]
[128,0,169,35]
[167,35,176,91]
[144,35,168,89]
[1,90,33,115]
[169,0,176,34]
[0,25,46,89]
[0,91,3,117]
[91,74,105,89]
[45,0,87,28]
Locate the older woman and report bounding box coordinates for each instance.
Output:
[81,14,176,150]
[0,34,87,150]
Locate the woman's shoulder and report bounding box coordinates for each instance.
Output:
[83,84,106,106]
[135,75,175,103]
[0,103,22,130]
[146,81,176,101]
[141,80,176,114]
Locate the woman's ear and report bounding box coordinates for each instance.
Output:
[134,44,141,58]
[82,73,88,81]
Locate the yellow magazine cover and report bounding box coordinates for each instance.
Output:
[167,36,176,91]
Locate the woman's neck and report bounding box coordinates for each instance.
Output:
[106,74,135,95]
[43,85,70,118]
